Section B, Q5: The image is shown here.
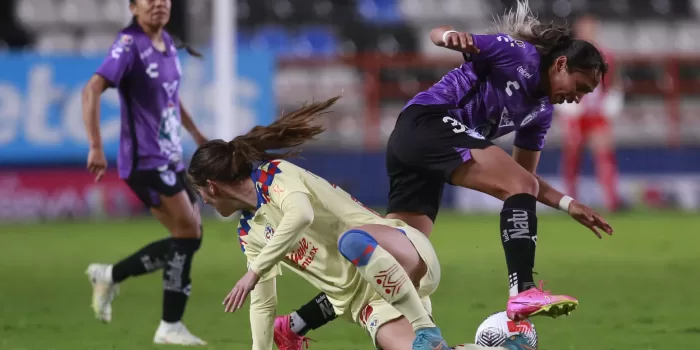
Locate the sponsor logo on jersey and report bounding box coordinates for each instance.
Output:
[517,66,533,79]
[285,237,319,270]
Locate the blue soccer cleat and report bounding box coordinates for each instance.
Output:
[413,327,450,350]
[502,335,536,350]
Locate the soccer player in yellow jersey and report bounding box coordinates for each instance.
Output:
[186,97,452,350]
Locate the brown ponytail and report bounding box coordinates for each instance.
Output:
[187,96,340,187]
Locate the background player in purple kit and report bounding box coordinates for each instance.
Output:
[273,1,614,348]
[81,0,207,345]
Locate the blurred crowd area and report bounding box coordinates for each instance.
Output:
[2,0,700,149]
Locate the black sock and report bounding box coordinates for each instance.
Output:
[111,238,172,283]
[295,293,337,335]
[500,193,538,295]
[162,237,202,323]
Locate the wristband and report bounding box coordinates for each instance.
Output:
[558,195,574,212]
[442,30,458,44]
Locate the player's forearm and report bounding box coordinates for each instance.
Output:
[81,79,105,149]
[249,192,314,276]
[249,278,278,350]
[430,26,455,46]
[179,101,204,138]
[534,174,565,209]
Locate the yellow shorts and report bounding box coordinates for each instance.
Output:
[356,224,441,348]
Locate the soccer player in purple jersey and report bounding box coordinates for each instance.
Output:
[272,1,614,348]
[81,0,207,345]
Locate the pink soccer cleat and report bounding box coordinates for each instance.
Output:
[274,315,311,350]
[506,281,579,321]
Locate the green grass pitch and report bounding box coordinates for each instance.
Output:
[1,211,698,350]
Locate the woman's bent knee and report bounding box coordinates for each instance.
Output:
[505,173,539,198]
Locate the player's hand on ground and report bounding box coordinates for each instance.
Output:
[567,201,613,239]
[223,270,260,312]
[443,31,480,54]
[87,148,107,183]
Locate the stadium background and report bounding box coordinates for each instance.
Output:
[1,0,699,349]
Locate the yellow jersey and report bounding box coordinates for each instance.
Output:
[237,160,412,349]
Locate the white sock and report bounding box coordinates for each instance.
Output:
[289,312,306,334]
[159,320,182,331]
[105,265,114,284]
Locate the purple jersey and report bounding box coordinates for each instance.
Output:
[406,34,554,151]
[96,24,184,179]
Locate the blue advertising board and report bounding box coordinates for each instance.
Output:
[0,49,274,164]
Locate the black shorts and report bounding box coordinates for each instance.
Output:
[386,104,493,222]
[125,169,198,208]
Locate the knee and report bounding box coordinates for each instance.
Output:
[502,172,539,199]
[171,218,202,239]
[337,229,378,267]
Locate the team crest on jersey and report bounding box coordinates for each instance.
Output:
[368,316,380,333]
[499,107,514,127]
[162,80,179,98]
[264,223,275,241]
[118,34,133,47]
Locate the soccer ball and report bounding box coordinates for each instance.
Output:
[474,311,538,348]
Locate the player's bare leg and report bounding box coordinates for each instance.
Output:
[375,317,419,350]
[337,224,448,350]
[385,212,434,237]
[450,146,578,320]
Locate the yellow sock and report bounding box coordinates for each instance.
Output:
[356,246,435,331]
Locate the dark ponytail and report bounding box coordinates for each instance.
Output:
[187,96,340,187]
[491,0,607,78]
[172,35,203,58]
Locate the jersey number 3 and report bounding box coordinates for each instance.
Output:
[442,117,486,140]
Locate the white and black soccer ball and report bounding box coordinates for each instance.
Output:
[474,311,538,348]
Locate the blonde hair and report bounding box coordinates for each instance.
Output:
[488,0,571,56]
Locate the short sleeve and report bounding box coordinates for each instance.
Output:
[469,34,528,68]
[95,33,136,87]
[514,104,553,151]
[256,161,311,209]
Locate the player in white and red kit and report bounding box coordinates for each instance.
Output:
[558,14,624,211]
